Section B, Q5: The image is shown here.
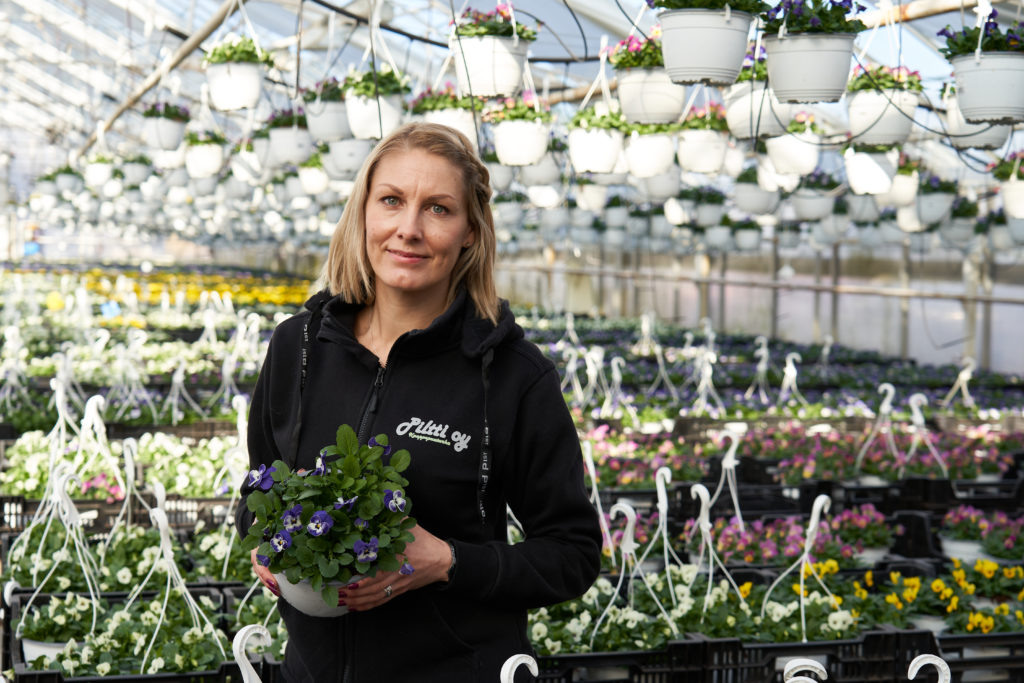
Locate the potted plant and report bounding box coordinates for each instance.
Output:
[847,64,922,145]
[120,154,151,186]
[142,102,190,150]
[604,193,631,228]
[52,164,84,194]
[636,164,683,201]
[762,0,867,103]
[183,130,227,179]
[765,112,823,175]
[608,28,686,124]
[343,63,410,140]
[704,212,733,249]
[410,83,482,143]
[733,165,780,214]
[694,185,727,226]
[303,76,351,143]
[653,0,768,85]
[83,154,115,189]
[574,175,610,212]
[877,208,905,245]
[266,108,313,166]
[480,148,514,192]
[777,220,803,248]
[676,102,729,173]
[877,151,919,207]
[940,196,980,249]
[938,83,1012,150]
[518,148,562,186]
[938,16,1024,123]
[915,173,958,224]
[450,5,538,98]
[983,209,1022,249]
[731,216,763,250]
[723,44,794,138]
[203,33,273,111]
[491,190,527,228]
[483,92,553,166]
[621,122,679,178]
[843,142,898,196]
[298,150,330,195]
[568,106,627,174]
[16,593,108,664]
[990,151,1024,219]
[792,168,840,219]
[846,191,880,221]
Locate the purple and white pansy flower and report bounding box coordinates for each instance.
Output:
[354,537,379,563]
[384,488,406,513]
[308,510,334,537]
[248,464,276,491]
[282,504,304,533]
[270,529,292,553]
[334,495,358,511]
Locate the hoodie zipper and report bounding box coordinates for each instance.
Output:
[356,365,386,443]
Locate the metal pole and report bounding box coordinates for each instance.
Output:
[717,252,727,332]
[697,251,711,321]
[831,242,840,342]
[963,248,980,361]
[900,240,910,360]
[981,242,994,370]
[813,249,823,343]
[771,235,780,340]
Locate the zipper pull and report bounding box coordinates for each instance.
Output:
[367,366,385,413]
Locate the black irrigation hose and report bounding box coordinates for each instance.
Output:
[615,0,649,41]
[562,0,589,61]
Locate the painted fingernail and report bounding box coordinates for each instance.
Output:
[338,591,348,598]
[347,583,360,589]
[338,599,347,606]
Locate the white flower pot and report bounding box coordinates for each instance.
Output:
[424,108,478,143]
[346,94,404,139]
[192,176,218,196]
[676,129,727,174]
[659,9,753,85]
[540,205,570,229]
[733,182,779,214]
[723,81,792,138]
[486,162,515,192]
[570,227,599,245]
[22,639,68,663]
[939,536,987,564]
[844,150,897,196]
[846,193,880,222]
[704,224,732,249]
[817,213,848,239]
[568,128,624,174]
[305,100,351,142]
[626,215,648,236]
[285,176,306,200]
[527,184,563,209]
[518,153,561,186]
[122,163,150,187]
[940,217,976,249]
[605,228,628,247]
[764,131,820,175]
[84,162,113,189]
[54,174,82,194]
[492,120,551,166]
[144,117,187,151]
[604,206,629,228]
[722,146,746,178]
[916,192,956,224]
[941,93,1011,150]
[275,572,356,617]
[637,166,681,201]
[734,227,762,251]
[777,227,801,249]
[756,155,801,192]
[855,225,883,249]
[811,220,841,247]
[764,33,857,103]
[650,214,673,237]
[571,209,596,228]
[616,67,686,123]
[695,203,726,227]
[908,231,934,252]
[876,171,918,207]
[184,144,224,179]
[1009,216,1024,244]
[1001,179,1024,219]
[847,89,919,145]
[623,132,675,178]
[269,127,314,166]
[222,176,252,200]
[951,52,1024,123]
[896,205,925,233]
[299,167,330,195]
[450,35,530,98]
[791,189,835,220]
[493,202,523,227]
[249,140,272,173]
[879,219,905,245]
[206,62,263,111]
[576,184,608,212]
[990,224,1015,251]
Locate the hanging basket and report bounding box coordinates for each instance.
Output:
[122,162,150,186]
[623,132,675,178]
[144,118,186,151]
[676,129,728,174]
[733,182,780,214]
[275,572,355,617]
[733,227,762,251]
[450,35,530,98]
[695,203,726,227]
[916,192,956,224]
[299,167,330,195]
[990,224,1015,250]
[756,154,800,192]
[605,206,630,228]
[486,161,515,191]
[879,219,905,245]
[942,93,1011,150]
[1001,178,1024,219]
[346,94,404,140]
[847,89,919,145]
[568,128,624,174]
[616,68,687,123]
[723,81,793,139]
[576,184,609,212]
[704,224,733,249]
[659,9,753,85]
[777,227,802,248]
[269,127,314,166]
[764,131,820,175]
[184,144,225,179]
[763,32,856,103]
[939,217,976,249]
[636,165,681,201]
[951,52,1024,123]
[424,108,479,143]
[83,162,113,189]
[492,120,551,166]
[844,150,897,196]
[846,193,880,222]
[876,171,918,207]
[306,101,351,143]
[518,153,561,185]
[1007,216,1024,244]
[791,189,835,220]
[206,62,264,111]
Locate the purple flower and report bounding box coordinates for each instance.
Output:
[270,529,292,552]
[354,537,379,563]
[311,455,327,476]
[399,562,415,575]
[256,554,270,566]
[937,26,954,38]
[646,0,655,7]
[384,489,406,513]
[282,504,304,532]
[368,436,392,456]
[809,16,822,26]
[334,495,358,511]
[307,510,334,537]
[354,517,368,529]
[248,464,276,491]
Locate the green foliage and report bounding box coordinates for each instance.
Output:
[409,84,482,114]
[265,109,308,130]
[607,33,664,70]
[569,107,627,131]
[621,121,681,135]
[785,112,824,135]
[989,152,1024,181]
[655,0,768,14]
[763,0,867,34]
[736,166,759,183]
[454,6,538,41]
[203,34,274,66]
[482,95,553,123]
[302,76,345,103]
[184,130,228,146]
[847,64,924,92]
[679,103,729,132]
[344,63,411,98]
[142,102,190,122]
[937,20,1024,59]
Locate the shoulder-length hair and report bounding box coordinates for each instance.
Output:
[317,121,498,324]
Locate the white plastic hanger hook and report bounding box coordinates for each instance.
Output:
[654,467,672,517]
[233,624,271,683]
[721,428,742,468]
[690,483,712,532]
[609,501,639,555]
[908,654,951,683]
[804,494,831,553]
[909,392,928,427]
[500,654,539,683]
[785,658,828,682]
[878,382,896,414]
[786,351,802,368]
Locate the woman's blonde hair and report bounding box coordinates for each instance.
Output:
[318,121,499,324]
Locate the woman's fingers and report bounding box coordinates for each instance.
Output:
[250,548,280,596]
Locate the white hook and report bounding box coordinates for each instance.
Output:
[786,352,802,367]
[908,654,951,683]
[233,624,271,683]
[721,429,741,468]
[655,467,672,517]
[804,494,831,553]
[500,654,539,683]
[909,392,928,427]
[609,501,639,555]
[784,658,828,681]
[691,483,711,531]
[878,383,896,414]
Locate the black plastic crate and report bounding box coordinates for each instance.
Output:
[937,632,1024,683]
[9,662,243,683]
[537,648,675,682]
[105,420,238,440]
[162,495,235,530]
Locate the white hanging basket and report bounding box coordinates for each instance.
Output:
[939,217,976,249]
[306,101,351,142]
[1006,215,1024,244]
[763,32,857,103]
[879,219,905,245]
[777,227,802,248]
[346,94,404,140]
[990,224,1015,251]
[493,201,524,228]
[733,227,762,251]
[184,144,225,179]
[846,193,880,222]
[791,189,835,220]
[492,120,551,166]
[756,154,800,192]
[723,81,792,138]
[576,184,609,212]
[122,163,150,186]
[676,129,728,174]
[733,182,780,214]
[636,165,681,201]
[764,131,820,175]
[424,108,478,143]
[876,171,918,207]
[450,35,530,98]
[299,167,330,195]
[527,184,564,209]
[604,205,630,228]
[623,132,675,178]
[55,173,83,194]
[896,204,925,233]
[855,225,883,249]
[22,639,68,664]
[916,192,956,225]
[951,52,1024,123]
[844,150,897,196]
[847,89,919,145]
[616,68,687,123]
[84,162,113,189]
[275,573,353,617]
[704,224,733,249]
[605,227,628,247]
[486,161,515,191]
[695,203,726,227]
[269,127,314,166]
[942,93,1012,150]
[908,230,934,252]
[811,220,842,247]
[206,62,264,111]
[144,117,186,151]
[659,9,753,85]
[568,128,624,174]
[1001,179,1024,219]
[722,146,746,178]
[518,153,561,185]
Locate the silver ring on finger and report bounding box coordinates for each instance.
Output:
[384,584,393,598]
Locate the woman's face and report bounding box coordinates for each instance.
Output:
[364,148,475,305]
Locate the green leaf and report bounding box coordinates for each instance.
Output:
[296,488,321,501]
[321,585,338,608]
[378,555,399,572]
[240,535,259,552]
[389,449,411,472]
[342,454,360,479]
[311,573,323,592]
[246,490,269,513]
[296,545,315,566]
[337,424,359,455]
[321,445,339,457]
[321,558,340,579]
[373,434,389,447]
[401,517,417,530]
[285,566,301,583]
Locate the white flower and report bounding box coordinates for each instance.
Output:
[54,614,67,626]
[116,568,132,584]
[147,657,165,674]
[544,637,562,654]
[96,662,111,675]
[827,610,854,631]
[531,622,548,640]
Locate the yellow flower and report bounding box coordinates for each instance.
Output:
[952,558,962,569]
[1003,567,1017,580]
[931,578,946,593]
[823,559,839,575]
[854,582,868,601]
[885,593,904,610]
[890,571,901,585]
[739,582,752,599]
[975,559,998,580]
[996,603,1010,616]
[865,570,874,587]
[792,583,808,596]
[832,595,843,607]
[947,595,959,613]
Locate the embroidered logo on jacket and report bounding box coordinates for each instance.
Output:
[395,417,471,452]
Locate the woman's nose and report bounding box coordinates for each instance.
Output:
[395,207,424,240]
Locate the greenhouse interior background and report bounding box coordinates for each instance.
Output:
[2,0,1024,680]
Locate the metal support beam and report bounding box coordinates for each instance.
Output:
[860,0,979,28]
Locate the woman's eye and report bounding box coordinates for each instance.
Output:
[382,196,399,206]
[429,204,448,215]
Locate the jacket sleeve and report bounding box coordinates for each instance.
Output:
[445,365,602,609]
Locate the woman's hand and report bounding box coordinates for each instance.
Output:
[250,548,280,597]
[339,524,450,611]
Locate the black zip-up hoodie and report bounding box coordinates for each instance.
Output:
[236,289,602,682]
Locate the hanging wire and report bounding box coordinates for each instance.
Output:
[614,0,649,40]
[448,0,482,152]
[562,0,589,60]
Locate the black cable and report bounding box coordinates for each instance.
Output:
[561,0,589,60]
[614,0,648,40]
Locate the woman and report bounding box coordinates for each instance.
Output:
[237,122,602,682]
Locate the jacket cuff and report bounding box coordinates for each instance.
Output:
[441,539,497,596]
